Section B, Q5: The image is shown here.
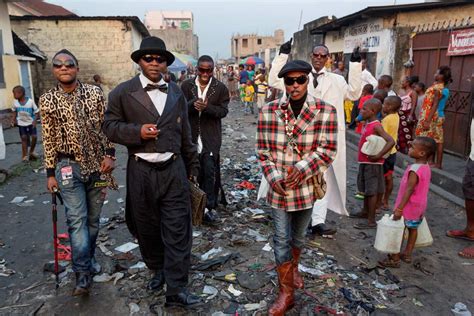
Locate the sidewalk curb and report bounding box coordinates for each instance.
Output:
[346,134,464,208]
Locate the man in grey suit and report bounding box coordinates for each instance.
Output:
[103,36,201,307]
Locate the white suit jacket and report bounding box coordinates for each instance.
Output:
[267,53,362,216]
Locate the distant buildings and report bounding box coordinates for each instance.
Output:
[231,30,285,65]
[144,10,199,58]
[7,0,76,17]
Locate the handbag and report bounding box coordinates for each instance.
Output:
[312,173,327,200]
[189,180,207,226]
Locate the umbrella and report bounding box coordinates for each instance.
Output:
[172,52,198,67]
[168,57,187,72]
[241,56,265,65]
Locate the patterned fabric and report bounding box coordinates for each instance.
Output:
[40,82,115,185]
[256,94,338,212]
[415,83,443,142]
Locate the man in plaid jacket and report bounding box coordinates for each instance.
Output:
[256,60,338,315]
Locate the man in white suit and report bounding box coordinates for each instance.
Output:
[268,40,362,236]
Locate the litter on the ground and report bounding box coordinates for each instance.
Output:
[114,242,139,253]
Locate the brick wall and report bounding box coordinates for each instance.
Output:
[11,19,144,98]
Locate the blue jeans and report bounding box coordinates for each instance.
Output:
[55,160,105,273]
[271,208,312,265]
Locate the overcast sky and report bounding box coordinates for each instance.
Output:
[49,0,417,59]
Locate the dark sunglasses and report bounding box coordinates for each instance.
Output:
[284,75,308,86]
[52,59,76,69]
[312,53,328,59]
[197,67,214,74]
[141,55,167,64]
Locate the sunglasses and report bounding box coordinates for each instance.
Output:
[52,59,76,69]
[197,67,214,74]
[284,75,308,86]
[141,55,167,64]
[312,53,328,59]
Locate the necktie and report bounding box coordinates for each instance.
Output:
[144,83,168,93]
[312,72,322,89]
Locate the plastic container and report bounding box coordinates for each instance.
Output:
[374,214,405,254]
[404,217,434,248]
[0,124,5,160]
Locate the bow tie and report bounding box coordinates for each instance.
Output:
[144,83,168,93]
[312,72,323,89]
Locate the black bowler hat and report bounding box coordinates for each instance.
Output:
[277,60,312,78]
[131,36,175,65]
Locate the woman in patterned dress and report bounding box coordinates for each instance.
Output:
[398,76,419,154]
[415,66,452,166]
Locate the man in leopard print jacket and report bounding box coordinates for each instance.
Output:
[40,49,115,296]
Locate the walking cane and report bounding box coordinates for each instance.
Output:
[51,188,63,290]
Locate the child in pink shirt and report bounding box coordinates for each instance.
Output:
[379,136,436,267]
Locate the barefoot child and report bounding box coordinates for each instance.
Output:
[381,96,401,210]
[244,79,255,114]
[352,99,395,229]
[379,136,436,267]
[11,85,39,162]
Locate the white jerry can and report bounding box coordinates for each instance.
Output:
[374,214,405,254]
[403,217,434,248]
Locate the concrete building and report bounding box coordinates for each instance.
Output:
[305,1,474,157]
[292,16,335,62]
[144,11,199,58]
[10,16,150,98]
[0,0,44,126]
[231,30,284,64]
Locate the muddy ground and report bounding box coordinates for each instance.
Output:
[0,100,473,315]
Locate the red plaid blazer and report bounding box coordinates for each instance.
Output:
[256,94,338,211]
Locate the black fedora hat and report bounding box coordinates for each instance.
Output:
[131,36,175,66]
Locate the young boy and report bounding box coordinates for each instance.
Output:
[255,73,268,110]
[378,75,397,97]
[355,84,374,134]
[381,96,401,210]
[351,98,395,229]
[11,85,39,161]
[244,79,255,114]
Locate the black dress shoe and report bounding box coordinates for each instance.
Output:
[72,272,91,296]
[147,271,165,291]
[165,289,202,307]
[203,209,218,223]
[310,223,337,236]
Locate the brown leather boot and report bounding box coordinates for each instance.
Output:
[268,261,294,316]
[291,247,304,289]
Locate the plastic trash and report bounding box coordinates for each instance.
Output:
[374,214,405,254]
[298,264,325,276]
[201,247,223,261]
[114,242,139,253]
[262,243,272,252]
[372,280,399,291]
[228,284,242,296]
[452,303,472,316]
[129,302,140,314]
[9,196,27,204]
[203,285,218,301]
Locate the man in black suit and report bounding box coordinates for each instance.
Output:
[181,55,229,223]
[103,36,201,307]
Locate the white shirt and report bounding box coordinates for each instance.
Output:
[361,69,378,88]
[12,98,39,126]
[195,77,213,154]
[135,73,174,163]
[470,119,474,161]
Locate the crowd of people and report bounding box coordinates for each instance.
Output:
[7,34,473,314]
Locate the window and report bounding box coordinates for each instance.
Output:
[242,38,248,48]
[257,38,262,45]
[0,30,5,88]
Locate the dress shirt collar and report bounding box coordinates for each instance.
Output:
[139,73,167,89]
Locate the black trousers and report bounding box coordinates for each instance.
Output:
[127,156,192,295]
[198,152,218,210]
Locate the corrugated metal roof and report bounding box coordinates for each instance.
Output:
[310,1,472,34]
[9,0,76,17]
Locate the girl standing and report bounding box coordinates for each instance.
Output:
[397,76,418,154]
[379,136,436,267]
